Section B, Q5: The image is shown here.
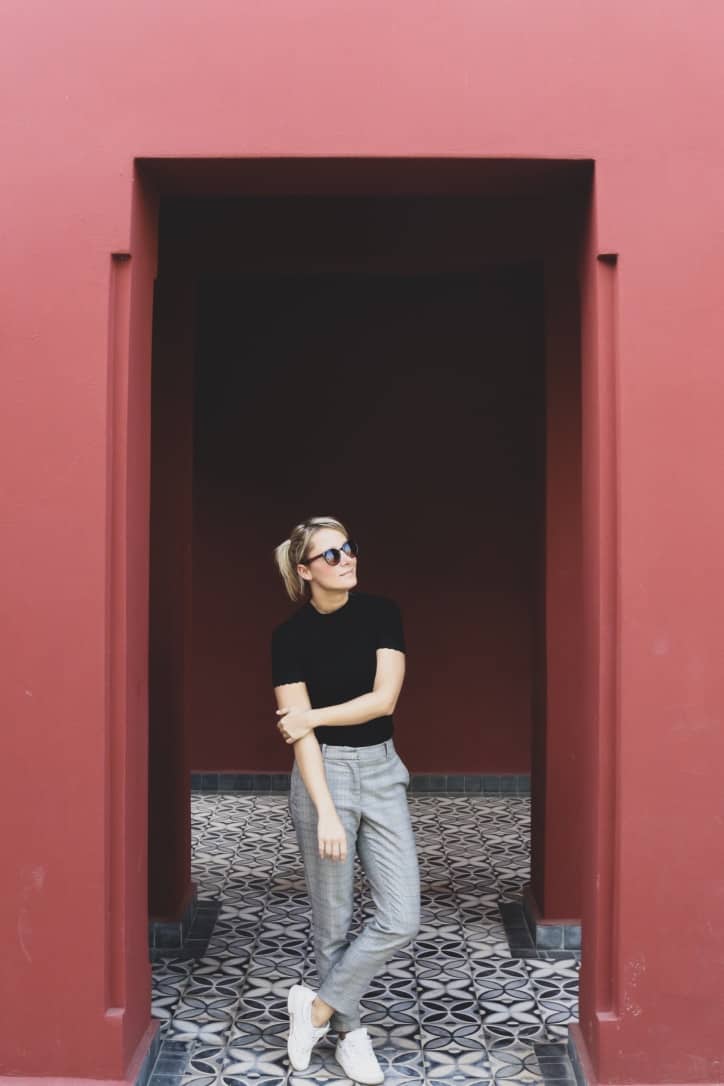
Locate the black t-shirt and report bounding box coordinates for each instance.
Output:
[271,590,406,746]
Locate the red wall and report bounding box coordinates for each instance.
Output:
[2,3,724,1084]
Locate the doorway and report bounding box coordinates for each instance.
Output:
[135,158,592,1078]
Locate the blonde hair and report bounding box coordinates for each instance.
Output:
[273,516,350,602]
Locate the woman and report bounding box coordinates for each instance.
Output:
[271,516,420,1086]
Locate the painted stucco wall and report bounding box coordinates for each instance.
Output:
[2,3,723,1083]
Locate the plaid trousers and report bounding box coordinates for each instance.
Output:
[289,737,420,1033]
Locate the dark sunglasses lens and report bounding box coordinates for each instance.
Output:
[344,540,359,557]
[323,548,342,565]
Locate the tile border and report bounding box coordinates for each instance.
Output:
[146,1034,193,1086]
[149,896,221,961]
[498,899,581,961]
[148,881,198,951]
[534,1041,578,1084]
[133,1023,163,1086]
[190,771,530,794]
[567,1024,594,1086]
[523,883,582,950]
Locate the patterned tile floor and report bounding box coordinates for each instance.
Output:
[150,792,579,1085]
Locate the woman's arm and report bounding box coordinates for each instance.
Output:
[276,648,405,741]
[273,681,347,861]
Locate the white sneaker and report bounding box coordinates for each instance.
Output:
[335,1027,385,1084]
[286,984,330,1070]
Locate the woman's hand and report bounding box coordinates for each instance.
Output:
[316,807,348,862]
[276,705,316,743]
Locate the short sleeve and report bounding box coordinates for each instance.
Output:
[271,624,306,686]
[376,597,406,652]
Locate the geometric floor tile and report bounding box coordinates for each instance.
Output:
[148,793,579,1085]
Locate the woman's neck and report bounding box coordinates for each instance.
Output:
[308,588,350,615]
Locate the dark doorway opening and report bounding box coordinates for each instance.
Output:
[191,266,544,774]
[146,174,587,984]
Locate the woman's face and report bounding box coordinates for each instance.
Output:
[298,528,358,592]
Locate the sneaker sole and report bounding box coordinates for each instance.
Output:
[334,1046,385,1085]
[287,985,310,1071]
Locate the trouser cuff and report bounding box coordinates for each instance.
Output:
[316,983,361,1032]
[330,1011,362,1033]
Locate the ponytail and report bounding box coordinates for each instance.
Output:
[272,537,304,602]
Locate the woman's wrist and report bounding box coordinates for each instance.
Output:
[315,795,337,817]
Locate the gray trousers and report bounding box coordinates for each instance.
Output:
[289,738,420,1033]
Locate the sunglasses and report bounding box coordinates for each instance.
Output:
[302,538,359,567]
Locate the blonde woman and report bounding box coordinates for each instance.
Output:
[271,516,420,1085]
